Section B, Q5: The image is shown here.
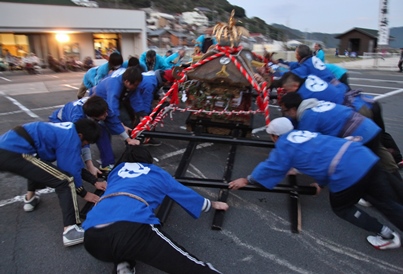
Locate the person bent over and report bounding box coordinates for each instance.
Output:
[83,146,228,273]
[229,117,402,250]
[0,119,101,246]
[49,96,139,173]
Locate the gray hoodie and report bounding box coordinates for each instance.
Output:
[296,98,319,121]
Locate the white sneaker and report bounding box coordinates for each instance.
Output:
[23,195,40,212]
[63,225,84,247]
[357,198,372,207]
[367,232,401,250]
[116,262,135,274]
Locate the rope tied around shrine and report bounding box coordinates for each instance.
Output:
[130,45,271,139]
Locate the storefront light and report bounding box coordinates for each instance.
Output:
[55,33,70,43]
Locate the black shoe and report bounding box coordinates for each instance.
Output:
[142,138,162,147]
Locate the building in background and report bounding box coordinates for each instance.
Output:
[181,10,209,27]
[0,2,147,65]
[146,12,175,31]
[335,27,394,55]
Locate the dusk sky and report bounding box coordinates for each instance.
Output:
[228,0,402,33]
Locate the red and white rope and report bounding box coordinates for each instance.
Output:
[130,45,271,139]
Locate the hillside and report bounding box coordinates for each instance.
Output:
[272,24,340,48]
[2,0,402,48]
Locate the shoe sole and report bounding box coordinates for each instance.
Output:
[63,237,84,247]
[23,197,40,212]
[367,234,401,250]
[23,206,35,212]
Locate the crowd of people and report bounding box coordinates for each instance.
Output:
[234,43,403,251]
[1,42,402,273]
[0,48,233,273]
[1,49,45,74]
[47,54,95,73]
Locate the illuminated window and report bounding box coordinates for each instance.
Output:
[93,33,120,60]
[0,34,30,57]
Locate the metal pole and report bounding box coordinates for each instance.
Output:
[139,131,275,148]
[288,175,301,233]
[212,129,239,230]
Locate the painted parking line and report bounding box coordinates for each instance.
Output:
[350,77,403,84]
[0,92,40,119]
[374,88,403,101]
[0,76,12,82]
[63,84,78,90]
[351,84,398,90]
[0,105,63,116]
[0,188,55,208]
[222,192,403,273]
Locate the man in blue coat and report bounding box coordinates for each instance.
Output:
[89,66,144,129]
[288,44,336,83]
[165,48,186,68]
[49,96,140,172]
[139,50,170,72]
[195,28,217,53]
[77,52,124,99]
[0,119,101,246]
[83,145,228,273]
[229,117,402,250]
[279,92,399,176]
[281,72,403,166]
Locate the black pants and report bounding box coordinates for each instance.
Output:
[339,73,350,90]
[0,149,80,226]
[84,221,222,274]
[360,101,402,164]
[330,164,403,233]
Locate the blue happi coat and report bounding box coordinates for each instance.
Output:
[48,97,125,136]
[297,100,381,144]
[291,56,336,83]
[83,162,207,229]
[89,68,126,117]
[250,130,378,193]
[0,122,86,188]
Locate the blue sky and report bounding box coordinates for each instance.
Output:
[228,0,402,33]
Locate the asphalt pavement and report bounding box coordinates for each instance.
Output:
[0,66,402,274]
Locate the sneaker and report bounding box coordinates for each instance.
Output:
[100,164,114,173]
[116,262,135,274]
[142,138,162,147]
[63,224,84,247]
[367,232,401,250]
[357,198,372,207]
[23,195,40,212]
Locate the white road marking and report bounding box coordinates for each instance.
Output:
[0,76,12,82]
[0,105,63,116]
[0,188,54,208]
[157,142,214,161]
[0,92,40,119]
[63,84,78,90]
[0,142,214,207]
[222,193,403,273]
[45,74,59,79]
[350,77,403,84]
[221,230,312,274]
[374,88,403,101]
